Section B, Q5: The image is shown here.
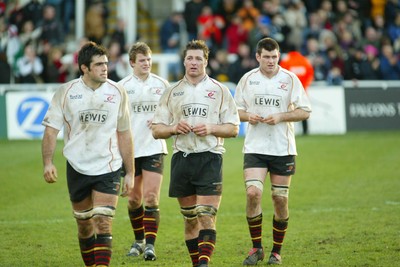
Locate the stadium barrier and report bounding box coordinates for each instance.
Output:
[1,79,400,140]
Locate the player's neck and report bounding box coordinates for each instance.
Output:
[185,74,206,85]
[260,66,279,79]
[82,76,103,90]
[134,71,149,81]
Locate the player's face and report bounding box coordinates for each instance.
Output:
[85,55,108,84]
[184,49,207,78]
[132,53,152,77]
[256,48,280,77]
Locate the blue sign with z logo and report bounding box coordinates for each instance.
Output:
[17,96,49,137]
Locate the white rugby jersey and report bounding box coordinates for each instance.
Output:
[118,73,169,158]
[153,75,240,154]
[42,77,131,175]
[234,66,311,156]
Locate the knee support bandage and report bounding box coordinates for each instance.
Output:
[196,205,217,216]
[271,184,289,197]
[73,208,93,220]
[180,205,197,221]
[92,206,116,218]
[245,179,264,192]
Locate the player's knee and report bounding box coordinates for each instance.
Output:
[245,179,264,198]
[271,184,289,197]
[128,191,142,206]
[92,206,116,218]
[73,208,93,220]
[196,204,218,217]
[181,205,197,221]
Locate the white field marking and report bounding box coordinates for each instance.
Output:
[0,218,70,225]
[307,208,351,213]
[385,201,400,205]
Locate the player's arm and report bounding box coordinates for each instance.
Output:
[117,129,135,196]
[262,108,310,125]
[238,109,263,125]
[192,123,239,138]
[152,120,192,139]
[42,126,60,183]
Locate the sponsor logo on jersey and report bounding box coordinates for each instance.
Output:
[79,109,108,124]
[249,80,260,85]
[205,90,216,99]
[69,94,83,99]
[173,91,184,97]
[182,103,209,118]
[132,101,158,113]
[278,81,289,91]
[104,94,116,103]
[254,94,281,107]
[152,87,164,95]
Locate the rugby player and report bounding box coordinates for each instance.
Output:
[234,37,311,265]
[152,40,240,267]
[118,42,169,261]
[42,41,134,267]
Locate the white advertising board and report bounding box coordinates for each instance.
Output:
[307,86,347,134]
[6,91,54,139]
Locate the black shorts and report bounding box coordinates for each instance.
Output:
[66,161,121,202]
[169,151,223,198]
[134,154,165,176]
[121,154,164,177]
[243,154,296,176]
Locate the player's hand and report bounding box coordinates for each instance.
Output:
[120,173,134,197]
[248,113,263,125]
[192,123,212,137]
[174,120,192,135]
[43,164,58,183]
[262,113,282,125]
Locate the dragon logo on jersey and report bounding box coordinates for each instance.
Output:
[153,87,164,95]
[278,81,289,91]
[182,103,209,118]
[79,109,108,124]
[104,94,116,103]
[205,90,216,99]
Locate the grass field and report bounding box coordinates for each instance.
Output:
[1,131,399,266]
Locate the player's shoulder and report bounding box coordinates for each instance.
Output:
[117,74,134,86]
[105,79,127,95]
[278,66,296,79]
[149,73,169,85]
[237,68,260,85]
[56,78,81,94]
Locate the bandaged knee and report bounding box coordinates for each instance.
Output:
[271,184,289,197]
[196,205,217,216]
[180,205,197,221]
[73,208,93,220]
[245,179,264,192]
[92,206,116,218]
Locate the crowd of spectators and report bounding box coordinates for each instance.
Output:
[1,0,400,85]
[0,0,124,84]
[178,0,400,84]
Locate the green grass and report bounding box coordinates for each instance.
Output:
[1,132,399,266]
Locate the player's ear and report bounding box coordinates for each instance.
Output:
[81,64,89,73]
